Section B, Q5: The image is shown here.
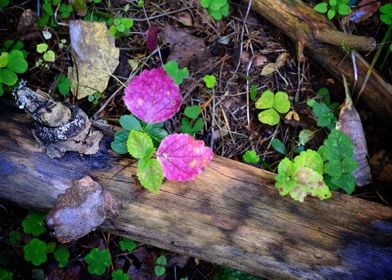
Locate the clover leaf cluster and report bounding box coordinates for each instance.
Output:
[108,17,134,38]
[314,0,352,20]
[255,90,291,126]
[200,0,229,21]
[0,48,28,96]
[318,129,358,194]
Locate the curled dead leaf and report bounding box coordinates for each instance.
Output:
[336,90,372,186]
[260,52,289,76]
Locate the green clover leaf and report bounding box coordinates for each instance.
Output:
[203,74,216,89]
[243,150,260,164]
[112,269,129,280]
[22,212,46,236]
[23,238,48,266]
[54,246,70,267]
[84,248,112,276]
[119,238,137,252]
[164,60,189,85]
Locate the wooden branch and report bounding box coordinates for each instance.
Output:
[247,0,392,123]
[1,102,392,279]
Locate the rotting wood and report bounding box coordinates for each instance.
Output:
[0,102,391,279]
[245,0,392,123]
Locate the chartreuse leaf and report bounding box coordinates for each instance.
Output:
[258,108,280,126]
[314,2,328,13]
[84,248,112,276]
[203,74,216,89]
[273,91,290,113]
[54,246,70,267]
[0,52,8,68]
[275,150,331,202]
[22,212,46,236]
[112,269,129,280]
[164,60,189,85]
[119,238,137,252]
[127,131,155,159]
[293,150,324,175]
[243,150,260,164]
[255,90,274,109]
[137,158,163,192]
[23,238,48,266]
[256,90,291,126]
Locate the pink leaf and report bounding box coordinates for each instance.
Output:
[157,134,214,181]
[146,25,158,53]
[123,68,181,123]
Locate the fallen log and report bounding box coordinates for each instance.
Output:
[0,101,391,279]
[246,0,392,123]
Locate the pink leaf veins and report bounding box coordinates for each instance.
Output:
[157,134,214,181]
[123,68,181,123]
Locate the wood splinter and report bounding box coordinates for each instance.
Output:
[12,81,103,158]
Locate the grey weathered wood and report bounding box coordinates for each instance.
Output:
[0,102,391,279]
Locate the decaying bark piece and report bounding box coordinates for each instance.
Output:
[247,0,392,123]
[0,103,391,279]
[47,176,119,243]
[13,82,103,158]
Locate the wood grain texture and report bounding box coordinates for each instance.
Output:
[0,102,391,279]
[247,0,392,123]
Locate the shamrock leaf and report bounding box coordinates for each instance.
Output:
[203,74,216,89]
[256,90,290,126]
[22,212,46,236]
[54,246,70,267]
[164,60,189,85]
[112,269,129,280]
[119,238,137,252]
[157,134,213,181]
[23,238,48,266]
[243,150,260,164]
[84,248,111,276]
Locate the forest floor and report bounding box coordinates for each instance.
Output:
[1,0,392,279]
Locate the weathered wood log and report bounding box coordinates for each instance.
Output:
[246,0,392,123]
[0,102,391,279]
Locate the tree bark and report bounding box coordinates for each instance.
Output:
[247,0,392,123]
[0,102,391,279]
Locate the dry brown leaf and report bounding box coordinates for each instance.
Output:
[69,20,119,99]
[177,11,193,26]
[336,92,372,186]
[260,52,289,76]
[161,24,209,67]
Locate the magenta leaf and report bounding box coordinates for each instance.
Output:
[146,25,158,53]
[123,68,181,124]
[157,134,214,181]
